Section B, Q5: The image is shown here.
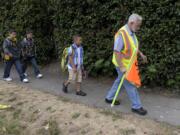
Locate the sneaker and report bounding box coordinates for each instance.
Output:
[132,107,147,116]
[105,98,120,105]
[36,74,43,79]
[76,91,87,96]
[22,78,29,83]
[24,73,28,77]
[4,77,12,82]
[62,83,68,93]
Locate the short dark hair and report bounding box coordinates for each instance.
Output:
[73,35,81,41]
[9,29,16,34]
[26,29,33,34]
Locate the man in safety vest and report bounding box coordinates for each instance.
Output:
[105,14,148,115]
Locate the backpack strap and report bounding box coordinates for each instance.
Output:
[71,45,76,56]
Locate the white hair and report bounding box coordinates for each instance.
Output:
[128,13,142,23]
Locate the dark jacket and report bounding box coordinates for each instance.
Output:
[3,38,21,58]
[21,38,36,58]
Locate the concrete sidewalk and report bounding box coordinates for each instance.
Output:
[0,63,180,126]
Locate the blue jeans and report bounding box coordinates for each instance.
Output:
[106,67,142,109]
[22,57,40,76]
[3,58,25,81]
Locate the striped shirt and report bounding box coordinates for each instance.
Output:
[67,43,83,70]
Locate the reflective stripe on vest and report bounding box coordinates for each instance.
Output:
[112,26,141,87]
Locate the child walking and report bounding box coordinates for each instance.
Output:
[20,30,43,78]
[62,35,86,96]
[2,29,29,83]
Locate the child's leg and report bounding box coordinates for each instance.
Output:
[64,80,70,86]
[75,70,86,96]
[14,59,25,81]
[76,70,82,91]
[3,60,13,78]
[30,57,40,76]
[62,69,75,93]
[76,82,81,92]
[64,69,75,86]
[62,80,70,93]
[22,59,27,74]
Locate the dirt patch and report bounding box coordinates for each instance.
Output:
[0,81,179,135]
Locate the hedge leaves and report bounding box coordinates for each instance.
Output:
[0,0,179,89]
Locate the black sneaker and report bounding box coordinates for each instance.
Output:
[62,83,68,93]
[132,107,147,116]
[105,98,120,105]
[76,91,87,96]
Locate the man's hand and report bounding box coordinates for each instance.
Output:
[139,51,148,64]
[120,66,126,73]
[141,53,148,64]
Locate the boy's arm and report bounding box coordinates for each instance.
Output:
[69,55,75,67]
[33,39,37,56]
[68,47,76,72]
[20,40,26,57]
[81,47,84,71]
[3,40,12,57]
[81,47,87,78]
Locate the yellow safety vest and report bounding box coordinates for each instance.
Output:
[112,25,141,87]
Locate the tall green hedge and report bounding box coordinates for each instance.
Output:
[52,0,180,89]
[0,0,179,89]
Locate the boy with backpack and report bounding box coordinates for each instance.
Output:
[62,35,87,96]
